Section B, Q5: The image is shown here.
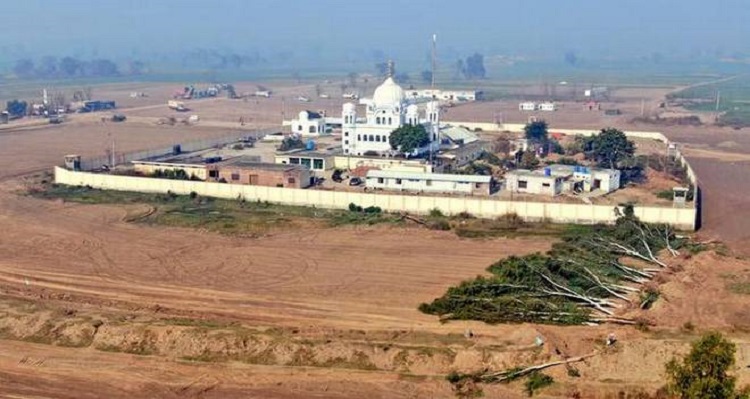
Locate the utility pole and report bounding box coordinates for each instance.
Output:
[715,90,721,112]
[431,34,437,88]
[641,99,645,117]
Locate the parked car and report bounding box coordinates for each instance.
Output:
[332,169,344,183]
[349,177,363,186]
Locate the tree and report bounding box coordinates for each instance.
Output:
[13,59,34,77]
[564,50,578,66]
[666,332,749,399]
[38,56,58,77]
[128,60,146,75]
[421,70,433,84]
[455,59,465,79]
[464,53,486,79]
[389,124,430,154]
[348,72,358,88]
[524,120,549,144]
[86,59,119,77]
[375,62,388,77]
[394,72,410,84]
[59,57,82,77]
[519,150,539,169]
[583,128,635,169]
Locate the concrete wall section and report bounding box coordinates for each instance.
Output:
[55,167,697,230]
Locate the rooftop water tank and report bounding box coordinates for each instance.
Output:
[544,167,551,176]
[306,140,315,151]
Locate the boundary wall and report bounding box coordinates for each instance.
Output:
[55,167,697,230]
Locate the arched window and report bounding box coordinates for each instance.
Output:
[388,117,392,125]
[369,135,374,141]
[376,117,381,125]
[382,135,387,142]
[357,134,361,140]
[375,135,381,142]
[309,126,316,133]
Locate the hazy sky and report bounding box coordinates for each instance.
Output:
[3,0,750,66]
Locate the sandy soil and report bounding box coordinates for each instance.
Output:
[1,79,750,398]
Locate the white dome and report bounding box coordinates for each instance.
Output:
[372,77,405,106]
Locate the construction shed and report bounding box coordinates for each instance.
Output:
[210,157,311,188]
[365,170,493,195]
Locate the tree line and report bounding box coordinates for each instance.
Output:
[11,56,147,79]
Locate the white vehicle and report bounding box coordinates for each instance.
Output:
[254,90,271,98]
[342,92,359,100]
[319,94,330,99]
[298,96,311,103]
[167,100,188,112]
[261,132,286,142]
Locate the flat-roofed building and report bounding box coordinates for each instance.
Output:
[365,169,493,195]
[505,164,621,196]
[505,169,564,196]
[209,157,312,188]
[274,150,334,172]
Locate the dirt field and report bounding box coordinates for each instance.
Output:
[2,79,750,398]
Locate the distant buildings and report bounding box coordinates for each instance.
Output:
[406,89,482,103]
[519,102,556,111]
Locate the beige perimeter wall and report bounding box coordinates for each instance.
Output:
[55,167,697,230]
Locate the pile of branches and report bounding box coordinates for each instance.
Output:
[420,211,683,325]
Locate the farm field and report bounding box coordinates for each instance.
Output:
[1,77,750,397]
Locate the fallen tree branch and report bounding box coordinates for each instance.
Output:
[481,352,599,383]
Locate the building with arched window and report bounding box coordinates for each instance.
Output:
[341,71,440,157]
[290,110,328,137]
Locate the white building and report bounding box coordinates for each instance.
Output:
[365,169,492,195]
[290,110,328,136]
[342,74,440,157]
[505,170,563,196]
[519,102,537,111]
[538,102,556,112]
[505,164,621,196]
[406,89,481,103]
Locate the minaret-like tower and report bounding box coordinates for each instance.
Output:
[426,101,440,142]
[342,102,357,155]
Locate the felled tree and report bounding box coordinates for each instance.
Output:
[420,213,681,325]
[389,124,430,154]
[666,332,749,399]
[583,128,635,169]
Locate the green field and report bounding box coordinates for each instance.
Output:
[669,74,750,126]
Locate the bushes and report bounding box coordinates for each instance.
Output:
[348,203,381,214]
[525,372,554,396]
